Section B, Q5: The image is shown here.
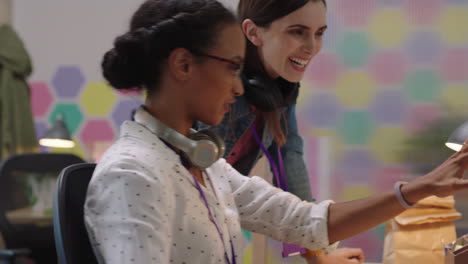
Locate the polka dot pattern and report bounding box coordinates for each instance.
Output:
[84,121,336,263]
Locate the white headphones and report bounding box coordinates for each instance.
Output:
[133,106,225,169]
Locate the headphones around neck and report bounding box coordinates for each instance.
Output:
[242,72,300,112]
[133,106,225,169]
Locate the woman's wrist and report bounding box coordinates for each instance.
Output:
[394,182,414,208]
[400,179,430,205]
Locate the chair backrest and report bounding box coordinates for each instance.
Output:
[0,153,85,175]
[0,153,85,253]
[0,153,85,212]
[53,163,98,264]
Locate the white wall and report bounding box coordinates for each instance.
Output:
[12,0,145,81]
[219,0,238,11]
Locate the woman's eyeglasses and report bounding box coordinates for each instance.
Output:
[193,52,244,77]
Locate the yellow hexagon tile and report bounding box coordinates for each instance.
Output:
[441,84,468,115]
[80,81,118,116]
[335,71,376,108]
[368,126,406,164]
[297,78,315,108]
[437,7,468,45]
[369,9,409,48]
[242,245,253,264]
[342,184,374,201]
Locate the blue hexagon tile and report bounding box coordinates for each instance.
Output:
[111,98,144,129]
[51,65,85,98]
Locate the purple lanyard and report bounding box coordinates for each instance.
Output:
[250,124,288,191]
[191,171,236,264]
[157,137,236,263]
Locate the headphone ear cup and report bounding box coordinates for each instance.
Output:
[243,74,283,111]
[186,130,225,169]
[197,129,226,159]
[133,106,224,169]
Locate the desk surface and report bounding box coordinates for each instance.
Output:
[6,207,52,226]
[3,209,384,264]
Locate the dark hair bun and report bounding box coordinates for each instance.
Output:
[101,29,153,90]
[102,0,237,92]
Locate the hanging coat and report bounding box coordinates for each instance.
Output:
[0,24,37,159]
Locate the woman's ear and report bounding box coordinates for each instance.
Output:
[167,48,193,81]
[242,19,263,47]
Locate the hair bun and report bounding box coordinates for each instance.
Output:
[101,48,142,89]
[102,0,237,92]
[101,30,152,90]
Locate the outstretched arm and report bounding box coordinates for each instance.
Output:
[327,141,468,243]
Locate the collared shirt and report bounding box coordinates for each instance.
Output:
[84,120,334,264]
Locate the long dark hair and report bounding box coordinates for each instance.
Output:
[102,0,237,95]
[238,0,326,146]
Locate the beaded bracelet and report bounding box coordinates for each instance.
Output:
[394,181,414,209]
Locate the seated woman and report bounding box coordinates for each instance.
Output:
[84,0,468,263]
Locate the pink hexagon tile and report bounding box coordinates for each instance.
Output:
[404,103,442,133]
[381,0,403,6]
[79,119,115,143]
[334,0,376,27]
[371,165,407,192]
[305,52,342,88]
[403,0,442,25]
[368,51,407,85]
[116,87,143,95]
[30,82,54,117]
[440,48,468,83]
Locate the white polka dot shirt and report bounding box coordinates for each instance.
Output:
[84,121,334,264]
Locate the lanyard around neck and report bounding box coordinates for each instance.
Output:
[158,135,236,263]
[191,171,236,264]
[250,124,288,191]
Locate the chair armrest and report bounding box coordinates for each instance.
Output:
[0,248,31,258]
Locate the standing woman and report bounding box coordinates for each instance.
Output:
[201,0,363,262]
[205,0,329,202]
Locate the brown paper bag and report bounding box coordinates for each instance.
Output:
[383,196,461,264]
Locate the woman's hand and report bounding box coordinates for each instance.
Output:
[305,248,365,264]
[403,140,468,204]
[326,139,468,244]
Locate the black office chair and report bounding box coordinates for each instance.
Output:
[0,153,85,264]
[53,163,98,264]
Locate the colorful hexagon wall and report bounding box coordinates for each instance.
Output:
[32,65,144,159]
[295,1,468,262]
[29,1,468,262]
